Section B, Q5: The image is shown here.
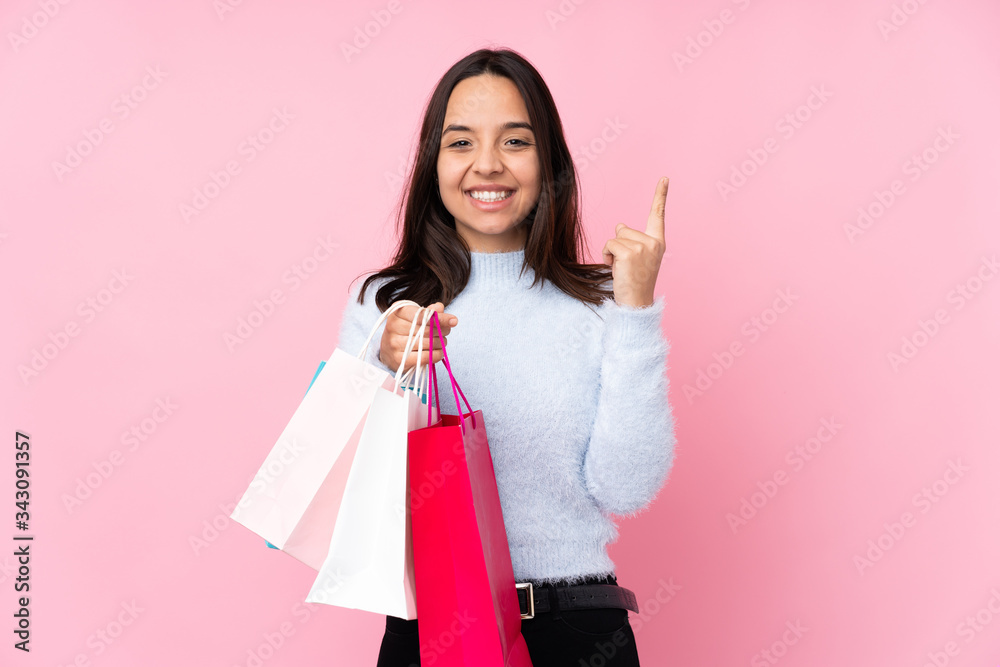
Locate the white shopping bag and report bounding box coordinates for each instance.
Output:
[230,299,421,571]
[306,307,438,618]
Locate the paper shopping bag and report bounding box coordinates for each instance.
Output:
[408,311,533,666]
[266,359,328,550]
[306,307,439,619]
[230,299,421,570]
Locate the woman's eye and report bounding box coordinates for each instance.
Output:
[445,139,531,148]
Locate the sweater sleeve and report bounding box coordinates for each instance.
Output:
[582,293,677,517]
[335,277,393,374]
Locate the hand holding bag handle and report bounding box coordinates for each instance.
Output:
[357,299,438,402]
[355,299,420,361]
[394,305,439,408]
[394,304,433,394]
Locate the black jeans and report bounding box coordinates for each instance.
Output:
[375,574,641,666]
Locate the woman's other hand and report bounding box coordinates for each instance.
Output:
[380,302,458,375]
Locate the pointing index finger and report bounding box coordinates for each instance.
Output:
[645,176,668,241]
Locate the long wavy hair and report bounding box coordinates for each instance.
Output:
[351,47,613,312]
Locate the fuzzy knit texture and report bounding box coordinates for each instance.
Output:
[335,247,677,586]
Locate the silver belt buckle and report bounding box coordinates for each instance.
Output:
[516,582,534,620]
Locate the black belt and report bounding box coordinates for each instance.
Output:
[515,582,639,620]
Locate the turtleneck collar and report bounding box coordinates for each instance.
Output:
[467,247,533,290]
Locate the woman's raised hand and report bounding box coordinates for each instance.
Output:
[601,176,669,308]
[380,302,458,376]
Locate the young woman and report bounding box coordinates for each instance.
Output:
[336,47,676,667]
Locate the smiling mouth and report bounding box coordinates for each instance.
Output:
[467,190,515,202]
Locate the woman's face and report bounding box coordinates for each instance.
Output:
[437,74,540,252]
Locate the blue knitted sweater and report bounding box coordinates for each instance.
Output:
[336,248,676,585]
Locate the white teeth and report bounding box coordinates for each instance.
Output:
[469,190,513,202]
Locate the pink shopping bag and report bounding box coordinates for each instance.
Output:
[407,311,533,666]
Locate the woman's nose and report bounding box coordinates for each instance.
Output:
[473,146,502,174]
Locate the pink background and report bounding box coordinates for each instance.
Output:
[3,0,999,665]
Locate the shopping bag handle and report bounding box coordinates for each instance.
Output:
[356,299,421,361]
[350,295,433,400]
[393,305,434,397]
[397,362,428,399]
[426,310,475,433]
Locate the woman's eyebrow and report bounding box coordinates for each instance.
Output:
[442,121,534,135]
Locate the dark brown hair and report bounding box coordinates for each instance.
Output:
[351,47,613,312]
